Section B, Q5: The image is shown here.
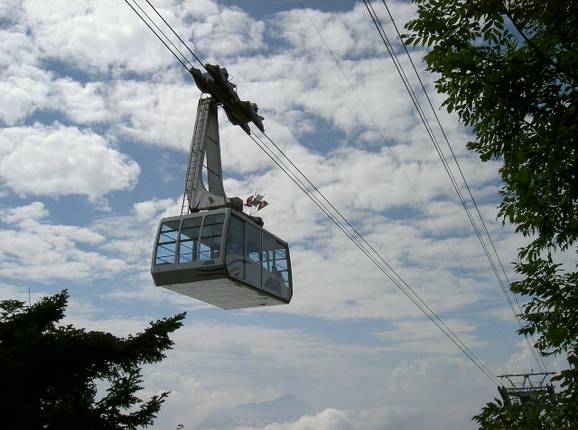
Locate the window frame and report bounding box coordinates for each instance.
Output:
[198,212,226,262]
[153,211,228,268]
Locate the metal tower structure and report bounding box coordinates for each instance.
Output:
[497,372,556,406]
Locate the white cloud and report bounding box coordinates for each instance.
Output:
[374,318,485,354]
[0,0,24,23]
[0,201,48,223]
[379,355,494,429]
[0,64,52,125]
[22,0,175,73]
[61,312,497,430]
[0,16,35,67]
[271,5,379,59]
[15,0,265,75]
[0,123,140,200]
[500,339,551,375]
[240,406,422,430]
[109,79,197,150]
[133,197,179,222]
[191,4,266,57]
[0,202,127,281]
[51,79,111,124]
[61,314,389,429]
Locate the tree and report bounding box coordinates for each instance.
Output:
[404,0,577,428]
[0,290,185,429]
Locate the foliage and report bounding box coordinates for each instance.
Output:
[405,0,577,252]
[404,0,577,428]
[472,387,574,429]
[0,290,185,429]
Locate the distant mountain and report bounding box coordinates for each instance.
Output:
[200,394,313,429]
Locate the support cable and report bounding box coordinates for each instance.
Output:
[251,130,499,384]
[376,0,547,372]
[377,0,547,372]
[131,0,194,69]
[123,0,190,71]
[142,0,206,70]
[298,0,516,358]
[363,0,545,372]
[362,1,504,315]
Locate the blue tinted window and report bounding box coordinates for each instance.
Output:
[179,217,202,263]
[155,220,179,265]
[199,213,225,261]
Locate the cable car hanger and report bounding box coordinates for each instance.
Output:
[182,63,266,216]
[151,63,293,310]
[190,64,264,136]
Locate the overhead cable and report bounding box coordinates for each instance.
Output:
[369,0,546,372]
[380,0,547,373]
[142,0,206,69]
[298,0,517,359]
[253,129,499,384]
[123,0,191,71]
[364,0,546,371]
[132,0,195,68]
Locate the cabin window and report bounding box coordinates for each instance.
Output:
[179,217,202,263]
[245,222,261,287]
[261,233,290,296]
[155,220,179,265]
[226,214,245,280]
[199,213,225,261]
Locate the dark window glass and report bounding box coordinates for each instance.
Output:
[155,220,179,265]
[199,213,225,261]
[226,215,245,280]
[261,233,290,297]
[245,223,261,287]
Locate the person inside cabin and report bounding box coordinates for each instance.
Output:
[264,265,282,294]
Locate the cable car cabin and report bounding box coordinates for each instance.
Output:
[151,208,292,309]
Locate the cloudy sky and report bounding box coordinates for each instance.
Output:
[0,1,561,429]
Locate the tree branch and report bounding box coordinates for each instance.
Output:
[503,3,578,84]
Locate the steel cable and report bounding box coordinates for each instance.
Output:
[142,0,206,70]
[298,0,517,359]
[123,0,191,71]
[250,130,499,384]
[373,0,547,372]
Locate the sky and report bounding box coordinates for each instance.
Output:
[0,1,563,429]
